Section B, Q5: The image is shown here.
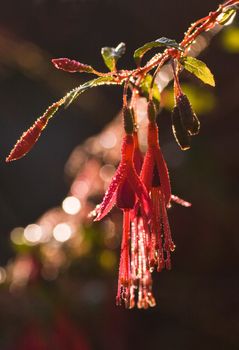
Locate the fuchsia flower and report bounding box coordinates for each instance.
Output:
[141,121,174,272]
[93,106,190,309]
[94,132,152,308]
[94,134,150,222]
[141,120,191,273]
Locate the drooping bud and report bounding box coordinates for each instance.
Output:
[176,93,200,136]
[123,107,134,135]
[52,58,94,73]
[171,106,191,150]
[6,102,60,162]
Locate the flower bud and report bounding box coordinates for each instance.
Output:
[52,58,94,73]
[176,93,200,136]
[171,106,191,150]
[147,100,156,122]
[123,107,134,135]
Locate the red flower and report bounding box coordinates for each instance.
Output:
[93,133,152,308]
[141,121,175,271]
[93,115,190,308]
[141,120,191,273]
[94,134,150,221]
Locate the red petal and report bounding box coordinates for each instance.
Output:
[94,161,127,221]
[153,147,171,207]
[127,166,151,219]
[140,149,154,190]
[116,178,136,210]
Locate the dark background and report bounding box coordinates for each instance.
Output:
[0,0,239,349]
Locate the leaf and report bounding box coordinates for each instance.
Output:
[63,76,118,108]
[140,74,160,103]
[217,9,236,25]
[134,37,183,66]
[180,56,215,87]
[101,42,126,71]
[52,58,94,73]
[156,37,184,51]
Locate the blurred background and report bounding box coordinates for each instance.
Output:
[0,0,239,349]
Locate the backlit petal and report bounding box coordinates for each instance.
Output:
[94,161,127,221]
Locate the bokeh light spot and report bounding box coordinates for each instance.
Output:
[99,131,117,149]
[62,196,81,215]
[99,250,117,270]
[53,223,72,242]
[0,267,7,284]
[10,227,24,245]
[222,26,239,53]
[99,164,116,182]
[24,224,43,244]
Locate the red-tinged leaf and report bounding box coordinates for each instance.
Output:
[52,58,94,73]
[6,101,61,162]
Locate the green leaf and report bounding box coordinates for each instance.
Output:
[180,56,215,87]
[63,76,119,108]
[140,74,160,103]
[217,9,236,25]
[156,37,184,51]
[134,37,183,66]
[101,42,126,71]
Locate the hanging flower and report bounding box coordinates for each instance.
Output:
[141,119,175,272]
[93,107,154,308]
[94,133,150,222]
[141,110,191,274]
